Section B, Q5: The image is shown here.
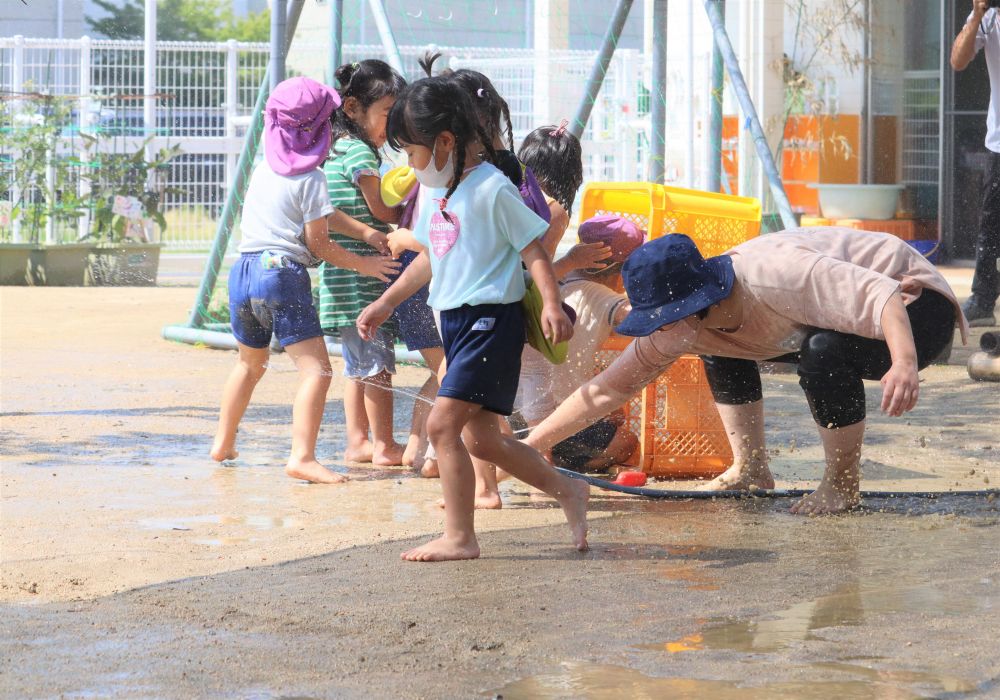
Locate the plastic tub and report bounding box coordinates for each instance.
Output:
[808,183,903,220]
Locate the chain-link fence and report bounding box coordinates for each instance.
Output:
[1,36,648,250]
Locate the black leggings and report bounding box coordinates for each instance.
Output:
[701,289,956,428]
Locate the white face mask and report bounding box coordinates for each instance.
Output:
[413,141,454,189]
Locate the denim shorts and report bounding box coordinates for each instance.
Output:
[337,324,396,378]
[391,251,442,352]
[229,251,322,349]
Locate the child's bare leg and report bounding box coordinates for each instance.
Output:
[403,398,481,562]
[465,411,589,552]
[790,420,864,515]
[470,454,503,509]
[211,343,269,461]
[439,415,502,509]
[403,347,444,469]
[698,400,775,491]
[365,370,405,466]
[343,378,373,463]
[283,337,346,484]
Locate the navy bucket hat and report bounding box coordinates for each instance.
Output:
[615,234,735,337]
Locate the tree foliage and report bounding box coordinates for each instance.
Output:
[86,0,270,42]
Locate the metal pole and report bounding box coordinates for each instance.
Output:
[270,0,287,91]
[649,0,667,183]
[366,0,405,76]
[329,0,344,83]
[11,35,24,242]
[143,0,156,144]
[79,36,93,240]
[707,0,724,193]
[187,0,305,328]
[570,0,634,139]
[703,0,796,230]
[684,3,695,187]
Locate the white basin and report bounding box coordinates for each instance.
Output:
[808,183,903,220]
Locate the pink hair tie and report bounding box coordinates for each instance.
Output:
[550,119,569,137]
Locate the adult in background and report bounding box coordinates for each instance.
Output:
[952,0,1000,326]
[525,228,968,514]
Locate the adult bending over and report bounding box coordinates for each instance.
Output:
[525,228,967,514]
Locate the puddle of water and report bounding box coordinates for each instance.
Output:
[486,662,941,700]
[639,579,974,655]
[192,537,252,547]
[137,514,300,532]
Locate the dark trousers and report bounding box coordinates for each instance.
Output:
[701,289,955,429]
[972,151,1000,305]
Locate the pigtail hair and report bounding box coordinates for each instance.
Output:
[501,102,514,151]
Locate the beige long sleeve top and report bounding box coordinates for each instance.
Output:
[600,227,966,399]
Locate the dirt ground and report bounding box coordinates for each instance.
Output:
[1,260,998,699]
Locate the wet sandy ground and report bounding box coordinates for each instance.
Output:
[2,268,999,698]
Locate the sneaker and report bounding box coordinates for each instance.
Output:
[962,297,998,327]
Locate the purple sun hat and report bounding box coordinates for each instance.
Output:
[578,214,646,263]
[264,77,341,176]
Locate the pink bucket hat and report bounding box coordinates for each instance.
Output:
[264,77,341,176]
[578,214,646,263]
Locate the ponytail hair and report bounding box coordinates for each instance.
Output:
[386,76,497,215]
[331,58,406,164]
[417,51,514,151]
[518,123,583,216]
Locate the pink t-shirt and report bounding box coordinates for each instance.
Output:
[601,227,967,397]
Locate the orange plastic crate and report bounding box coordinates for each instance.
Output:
[578,182,761,478]
[595,339,733,478]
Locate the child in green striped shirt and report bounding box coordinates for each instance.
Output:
[319,59,409,466]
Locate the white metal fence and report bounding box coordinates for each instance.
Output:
[1,36,647,250]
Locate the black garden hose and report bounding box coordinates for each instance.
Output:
[555,467,1000,500]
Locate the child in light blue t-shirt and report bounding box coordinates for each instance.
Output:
[356,76,590,563]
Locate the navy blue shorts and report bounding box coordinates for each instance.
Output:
[391,251,442,352]
[228,251,323,349]
[438,302,525,415]
[551,418,618,471]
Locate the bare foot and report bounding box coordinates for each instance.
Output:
[555,476,590,552]
[372,441,406,467]
[402,435,421,468]
[696,462,775,492]
[343,440,374,464]
[210,441,238,462]
[420,459,440,478]
[436,491,502,510]
[400,534,480,562]
[790,483,860,515]
[285,458,348,484]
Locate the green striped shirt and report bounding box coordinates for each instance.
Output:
[318,138,391,331]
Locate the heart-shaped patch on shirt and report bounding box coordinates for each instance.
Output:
[429,209,460,258]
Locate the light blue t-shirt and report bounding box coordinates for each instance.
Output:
[412,162,548,310]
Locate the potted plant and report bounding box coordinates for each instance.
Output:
[82,136,183,286]
[0,94,92,285]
